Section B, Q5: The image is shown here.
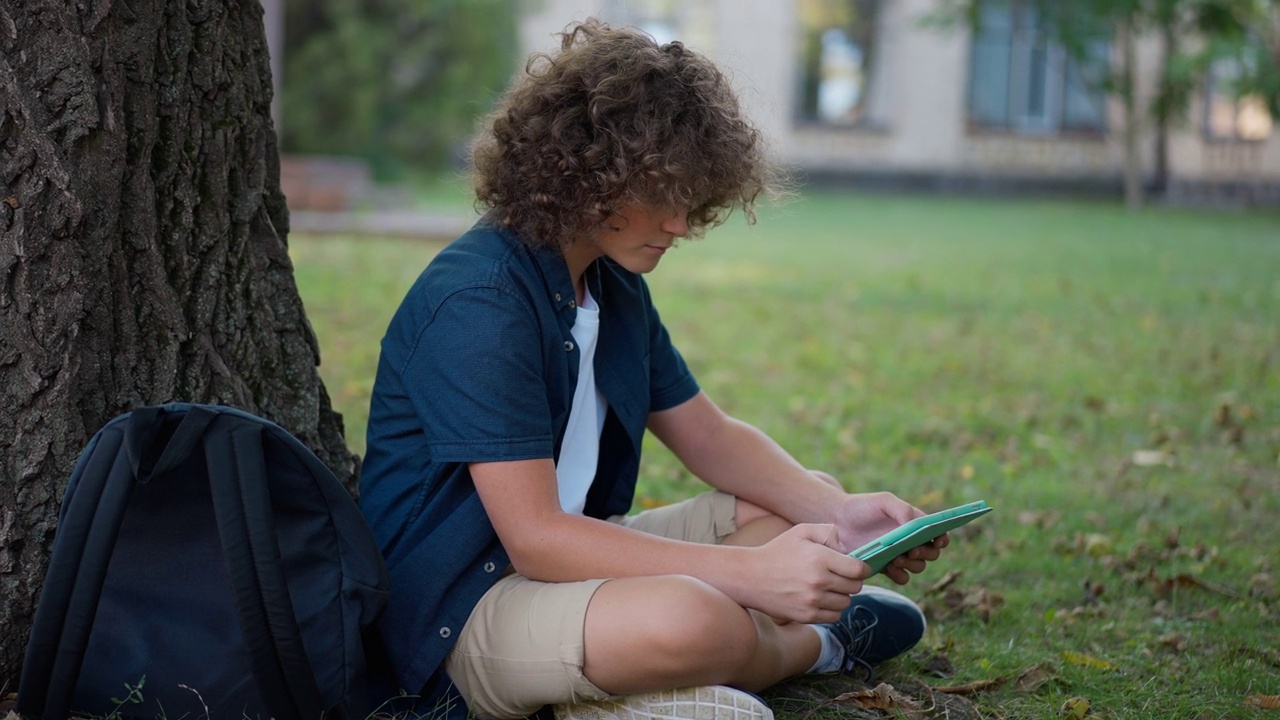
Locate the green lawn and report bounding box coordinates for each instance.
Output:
[291,191,1280,719]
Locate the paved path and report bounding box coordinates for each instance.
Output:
[289,209,474,241]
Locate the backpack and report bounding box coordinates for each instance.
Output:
[17,403,391,720]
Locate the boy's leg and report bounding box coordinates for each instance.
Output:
[580,575,822,694]
[577,478,842,693]
[444,572,818,718]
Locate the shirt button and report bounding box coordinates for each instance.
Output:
[564,340,574,352]
[439,626,451,639]
[568,300,577,309]
[554,293,562,302]
[484,562,496,573]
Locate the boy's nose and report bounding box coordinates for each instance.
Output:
[662,206,689,237]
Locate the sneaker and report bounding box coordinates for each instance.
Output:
[553,685,774,720]
[820,584,926,680]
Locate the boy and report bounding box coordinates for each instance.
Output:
[360,19,947,720]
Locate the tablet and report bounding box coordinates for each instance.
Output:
[850,500,992,574]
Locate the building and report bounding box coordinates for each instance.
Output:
[520,0,1280,205]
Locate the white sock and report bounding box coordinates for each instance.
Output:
[805,624,843,674]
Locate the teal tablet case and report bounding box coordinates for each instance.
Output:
[851,500,992,574]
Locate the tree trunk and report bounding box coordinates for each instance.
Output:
[1119,16,1143,209]
[0,0,356,688]
[1151,18,1176,199]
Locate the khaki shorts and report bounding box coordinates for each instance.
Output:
[444,491,738,719]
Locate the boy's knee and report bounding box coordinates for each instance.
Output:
[648,576,758,670]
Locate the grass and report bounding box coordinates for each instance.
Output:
[290,190,1280,719]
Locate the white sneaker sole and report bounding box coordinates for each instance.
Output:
[553,685,774,720]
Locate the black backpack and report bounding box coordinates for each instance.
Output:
[18,403,390,720]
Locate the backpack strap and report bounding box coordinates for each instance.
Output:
[125,404,216,481]
[204,414,325,720]
[18,427,133,720]
[19,405,216,720]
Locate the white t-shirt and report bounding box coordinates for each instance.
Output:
[555,286,607,515]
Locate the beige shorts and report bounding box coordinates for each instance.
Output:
[444,490,738,719]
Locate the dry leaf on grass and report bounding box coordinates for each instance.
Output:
[1250,572,1276,599]
[928,569,963,593]
[1062,650,1115,671]
[1132,449,1174,467]
[1244,694,1280,709]
[1015,662,1055,692]
[1133,568,1241,599]
[1157,632,1188,652]
[933,678,1004,695]
[831,682,922,713]
[1060,696,1092,719]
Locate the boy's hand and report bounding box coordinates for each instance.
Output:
[742,523,871,624]
[831,492,949,586]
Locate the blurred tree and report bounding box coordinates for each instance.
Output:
[0,0,354,687]
[281,0,518,178]
[932,0,1277,208]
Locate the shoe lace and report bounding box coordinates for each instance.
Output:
[832,604,879,682]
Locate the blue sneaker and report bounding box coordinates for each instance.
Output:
[820,584,926,680]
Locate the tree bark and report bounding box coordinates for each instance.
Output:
[1118,15,1144,210]
[1151,18,1176,199]
[0,0,356,688]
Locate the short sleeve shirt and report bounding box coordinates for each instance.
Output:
[358,221,700,699]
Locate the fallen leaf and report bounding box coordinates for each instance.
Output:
[1060,696,1092,719]
[1132,449,1173,467]
[916,489,945,507]
[934,678,1004,694]
[1017,510,1062,528]
[1063,650,1114,671]
[921,581,1005,624]
[1141,569,1241,599]
[1244,694,1280,709]
[1250,573,1276,599]
[1083,533,1112,557]
[1157,632,1188,652]
[1214,402,1236,427]
[1016,662,1055,692]
[1083,579,1106,603]
[927,569,963,594]
[1188,607,1219,622]
[831,682,921,713]
[2,196,17,209]
[1172,573,1239,599]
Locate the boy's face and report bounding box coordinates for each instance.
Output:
[583,202,689,275]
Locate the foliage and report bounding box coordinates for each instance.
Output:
[929,0,1278,207]
[292,190,1280,718]
[104,676,145,720]
[280,0,518,178]
[933,0,1276,121]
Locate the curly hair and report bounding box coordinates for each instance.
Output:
[471,19,778,248]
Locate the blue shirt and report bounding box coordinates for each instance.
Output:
[359,221,700,700]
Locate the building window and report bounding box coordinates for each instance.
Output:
[601,0,675,44]
[796,0,883,126]
[967,2,1108,134]
[1204,57,1273,141]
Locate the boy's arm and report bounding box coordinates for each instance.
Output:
[646,391,947,581]
[469,457,869,624]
